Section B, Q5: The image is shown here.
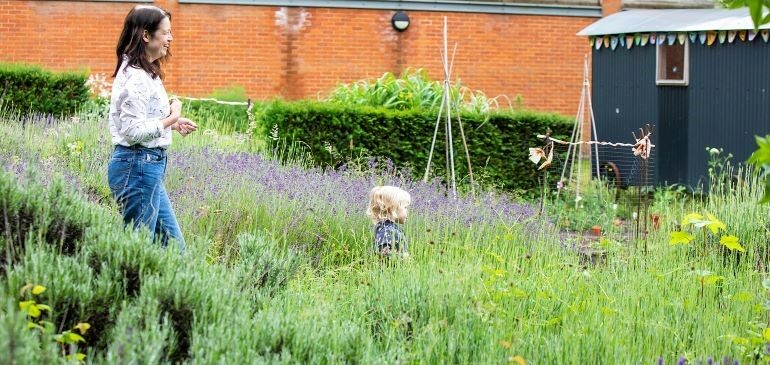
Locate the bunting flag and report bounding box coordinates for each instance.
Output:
[739,30,747,41]
[641,33,650,46]
[749,30,757,41]
[595,36,603,50]
[699,32,707,44]
[718,30,727,43]
[762,29,769,42]
[619,34,626,47]
[626,34,634,49]
[658,33,666,45]
[589,37,595,46]
[649,33,657,44]
[634,33,641,46]
[604,36,610,48]
[728,30,737,43]
[611,36,619,50]
[667,33,676,45]
[707,31,717,45]
[689,32,697,43]
[677,33,686,45]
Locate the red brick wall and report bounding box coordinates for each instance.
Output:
[0,1,596,115]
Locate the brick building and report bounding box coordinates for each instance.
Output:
[0,0,713,115]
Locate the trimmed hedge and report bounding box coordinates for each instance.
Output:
[0,63,89,116]
[261,101,573,192]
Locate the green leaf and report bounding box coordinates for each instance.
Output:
[73,322,90,335]
[36,304,51,312]
[19,300,34,311]
[703,274,725,285]
[27,322,43,331]
[63,331,86,343]
[720,235,746,252]
[31,285,46,295]
[763,327,770,342]
[705,213,727,234]
[681,213,703,226]
[669,231,695,245]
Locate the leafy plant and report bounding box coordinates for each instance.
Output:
[720,0,770,28]
[748,135,770,204]
[668,212,745,253]
[18,283,90,364]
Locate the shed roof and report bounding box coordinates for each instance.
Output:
[577,8,770,36]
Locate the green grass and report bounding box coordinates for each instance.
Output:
[0,104,769,364]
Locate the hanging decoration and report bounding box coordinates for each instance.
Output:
[707,31,717,45]
[591,27,769,51]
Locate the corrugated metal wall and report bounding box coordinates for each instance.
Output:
[592,39,770,189]
[591,44,659,187]
[688,40,770,188]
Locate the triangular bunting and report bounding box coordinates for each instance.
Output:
[739,30,747,41]
[678,33,686,45]
[762,29,769,42]
[707,31,717,46]
[619,34,626,47]
[634,33,641,46]
[658,33,666,45]
[595,36,603,50]
[667,33,676,45]
[699,32,707,44]
[728,30,737,43]
[718,30,726,44]
[626,35,634,49]
[604,36,610,48]
[611,36,619,50]
[641,33,650,46]
[649,33,657,45]
[749,30,757,41]
[589,37,595,46]
[689,32,697,43]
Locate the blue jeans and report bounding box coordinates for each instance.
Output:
[107,145,186,252]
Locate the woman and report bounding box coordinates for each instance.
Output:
[107,5,197,251]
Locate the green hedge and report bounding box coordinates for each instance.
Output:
[261,101,573,192]
[0,63,89,116]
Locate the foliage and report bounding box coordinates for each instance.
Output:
[260,100,573,192]
[0,63,89,116]
[720,0,770,28]
[327,68,521,114]
[748,135,770,204]
[3,105,770,363]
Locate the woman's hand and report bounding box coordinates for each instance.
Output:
[174,117,198,136]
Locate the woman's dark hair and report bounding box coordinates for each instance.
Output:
[112,6,171,80]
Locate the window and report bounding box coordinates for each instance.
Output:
[656,41,689,86]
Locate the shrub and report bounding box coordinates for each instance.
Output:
[261,100,573,192]
[0,63,88,116]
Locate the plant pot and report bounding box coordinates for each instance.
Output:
[591,225,601,236]
[650,214,661,230]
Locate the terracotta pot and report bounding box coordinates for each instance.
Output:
[650,214,661,230]
[591,225,601,236]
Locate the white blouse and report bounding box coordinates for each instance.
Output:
[109,60,172,149]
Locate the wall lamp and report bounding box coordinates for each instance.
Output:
[391,11,410,32]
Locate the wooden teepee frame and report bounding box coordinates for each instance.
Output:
[422,17,474,197]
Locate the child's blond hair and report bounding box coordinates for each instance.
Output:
[366,186,411,223]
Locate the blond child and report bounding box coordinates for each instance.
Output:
[366,186,411,257]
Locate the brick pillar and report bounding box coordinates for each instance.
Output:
[602,0,623,16]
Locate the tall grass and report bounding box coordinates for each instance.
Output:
[0,103,768,364]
